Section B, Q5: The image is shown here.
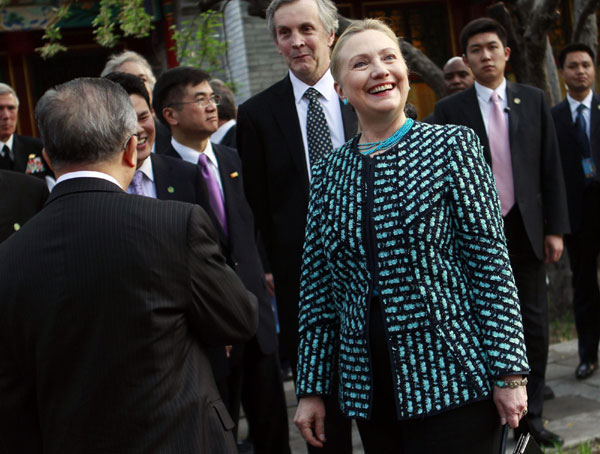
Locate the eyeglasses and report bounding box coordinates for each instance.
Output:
[169,95,222,108]
[123,133,139,149]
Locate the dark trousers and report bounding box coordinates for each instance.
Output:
[356,297,502,453]
[504,207,548,433]
[241,337,291,454]
[565,185,600,364]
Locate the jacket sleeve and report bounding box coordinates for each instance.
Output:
[448,126,529,378]
[186,205,258,346]
[295,161,338,397]
[539,92,570,235]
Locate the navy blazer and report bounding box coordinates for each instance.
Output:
[236,75,358,362]
[433,83,570,259]
[551,94,600,232]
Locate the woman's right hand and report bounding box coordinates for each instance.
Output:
[294,396,327,448]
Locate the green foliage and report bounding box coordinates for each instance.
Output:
[36,2,71,59]
[170,11,233,90]
[93,0,154,48]
[35,0,154,58]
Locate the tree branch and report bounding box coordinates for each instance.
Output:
[399,39,445,98]
[572,0,600,42]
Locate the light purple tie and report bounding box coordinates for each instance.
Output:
[130,170,145,196]
[198,153,228,235]
[488,91,515,216]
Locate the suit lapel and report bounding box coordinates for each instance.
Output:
[12,135,28,171]
[506,82,521,161]
[590,94,600,157]
[272,77,310,187]
[462,86,491,163]
[151,155,170,200]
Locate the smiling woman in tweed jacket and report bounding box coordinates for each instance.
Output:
[293,19,530,453]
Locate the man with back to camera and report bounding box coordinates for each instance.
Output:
[153,66,291,454]
[0,77,257,454]
[433,17,569,448]
[236,0,358,449]
[552,43,600,381]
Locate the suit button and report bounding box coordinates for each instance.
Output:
[234,261,239,267]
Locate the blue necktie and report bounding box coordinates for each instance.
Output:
[575,104,591,158]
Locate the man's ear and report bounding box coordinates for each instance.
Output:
[123,135,137,169]
[42,148,54,173]
[162,107,178,127]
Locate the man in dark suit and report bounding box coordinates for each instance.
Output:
[433,18,569,448]
[236,0,357,450]
[0,170,48,243]
[103,72,207,205]
[552,43,600,381]
[153,66,290,454]
[0,83,52,182]
[0,77,257,454]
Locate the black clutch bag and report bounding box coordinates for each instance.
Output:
[500,425,543,454]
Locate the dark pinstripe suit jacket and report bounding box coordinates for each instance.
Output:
[0,177,257,454]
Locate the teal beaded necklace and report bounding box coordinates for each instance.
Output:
[357,118,414,156]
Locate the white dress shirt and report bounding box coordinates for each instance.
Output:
[474,78,509,136]
[290,69,345,180]
[171,138,224,197]
[55,170,123,189]
[567,90,593,139]
[126,156,157,198]
[211,119,236,144]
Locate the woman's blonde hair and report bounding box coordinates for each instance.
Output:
[330,18,403,83]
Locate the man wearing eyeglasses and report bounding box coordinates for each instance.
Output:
[153,67,290,454]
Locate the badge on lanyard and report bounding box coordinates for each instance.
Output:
[582,157,597,179]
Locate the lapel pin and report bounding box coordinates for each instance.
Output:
[167,186,175,193]
[230,171,239,179]
[13,223,20,231]
[514,98,521,104]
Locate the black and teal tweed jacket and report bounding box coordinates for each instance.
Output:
[296,121,529,420]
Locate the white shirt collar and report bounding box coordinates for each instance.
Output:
[290,69,337,105]
[137,155,155,182]
[474,78,507,103]
[171,137,218,168]
[567,90,593,114]
[211,119,236,144]
[55,170,123,189]
[0,134,14,151]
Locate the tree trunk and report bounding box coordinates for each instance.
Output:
[572,0,600,58]
[546,37,562,105]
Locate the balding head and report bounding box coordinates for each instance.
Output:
[442,56,474,95]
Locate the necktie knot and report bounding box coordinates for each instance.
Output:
[490,91,500,104]
[198,153,209,168]
[1,144,9,158]
[577,103,586,115]
[130,170,145,196]
[0,144,11,170]
[304,87,321,101]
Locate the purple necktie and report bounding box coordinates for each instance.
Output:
[488,91,514,216]
[198,153,228,235]
[130,170,145,196]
